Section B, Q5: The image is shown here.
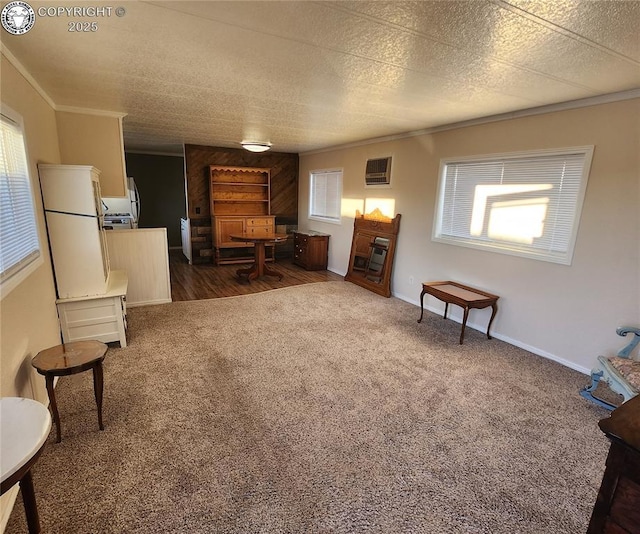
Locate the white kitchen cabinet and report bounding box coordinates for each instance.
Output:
[56,270,128,347]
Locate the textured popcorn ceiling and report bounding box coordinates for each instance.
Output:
[2,0,639,154]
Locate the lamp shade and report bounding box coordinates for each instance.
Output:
[241,142,271,153]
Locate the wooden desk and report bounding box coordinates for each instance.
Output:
[32,340,108,443]
[229,233,288,282]
[418,281,499,344]
[1,397,52,534]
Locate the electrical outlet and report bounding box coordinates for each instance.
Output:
[409,276,414,285]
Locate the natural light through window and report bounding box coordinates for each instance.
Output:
[432,147,593,265]
[1,105,42,298]
[470,184,552,243]
[487,197,549,244]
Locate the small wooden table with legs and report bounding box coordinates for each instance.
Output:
[31,340,108,443]
[230,233,288,282]
[418,281,499,344]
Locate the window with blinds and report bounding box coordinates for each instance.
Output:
[309,169,342,224]
[1,107,41,293]
[432,147,594,265]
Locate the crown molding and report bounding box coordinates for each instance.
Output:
[1,45,126,118]
[1,45,56,110]
[301,89,640,156]
[56,105,127,118]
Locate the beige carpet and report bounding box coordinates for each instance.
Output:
[6,281,611,533]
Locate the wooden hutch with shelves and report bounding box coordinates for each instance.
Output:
[209,165,276,265]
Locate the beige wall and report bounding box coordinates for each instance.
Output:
[0,54,62,398]
[56,110,127,197]
[0,53,62,526]
[299,99,640,373]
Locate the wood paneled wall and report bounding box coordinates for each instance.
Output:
[184,144,299,263]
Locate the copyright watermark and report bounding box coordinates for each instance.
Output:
[36,5,126,17]
[1,1,126,34]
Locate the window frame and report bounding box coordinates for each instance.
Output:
[308,168,343,225]
[432,146,594,265]
[1,103,43,300]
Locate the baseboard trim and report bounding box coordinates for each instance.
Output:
[126,298,172,308]
[331,276,591,375]
[392,290,591,376]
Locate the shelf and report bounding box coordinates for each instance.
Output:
[212,199,270,202]
[209,166,269,174]
[210,165,271,217]
[211,182,268,187]
[210,166,273,263]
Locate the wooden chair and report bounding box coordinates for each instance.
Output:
[580,326,640,410]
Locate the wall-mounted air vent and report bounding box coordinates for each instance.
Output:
[365,157,392,187]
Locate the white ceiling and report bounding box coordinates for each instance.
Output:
[2,1,639,155]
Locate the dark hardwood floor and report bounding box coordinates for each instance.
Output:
[169,249,344,300]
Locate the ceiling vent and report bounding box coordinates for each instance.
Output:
[365,157,392,187]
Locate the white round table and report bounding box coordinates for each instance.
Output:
[0,397,52,534]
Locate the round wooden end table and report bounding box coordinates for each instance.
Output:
[1,397,52,534]
[31,340,108,443]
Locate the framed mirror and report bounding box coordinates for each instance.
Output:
[345,209,401,297]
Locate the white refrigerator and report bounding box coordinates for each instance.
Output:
[39,164,111,299]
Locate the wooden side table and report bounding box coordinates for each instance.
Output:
[1,397,52,534]
[31,340,108,443]
[418,281,499,344]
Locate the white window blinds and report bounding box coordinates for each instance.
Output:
[1,111,40,283]
[433,147,593,265]
[310,170,342,223]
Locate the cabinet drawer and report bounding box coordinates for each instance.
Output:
[247,225,272,237]
[246,217,273,227]
[57,296,127,347]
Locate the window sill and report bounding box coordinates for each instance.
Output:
[1,254,45,301]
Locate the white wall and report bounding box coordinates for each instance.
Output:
[299,99,640,373]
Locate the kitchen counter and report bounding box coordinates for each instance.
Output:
[105,228,171,307]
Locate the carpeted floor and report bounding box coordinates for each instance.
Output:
[6,281,611,533]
